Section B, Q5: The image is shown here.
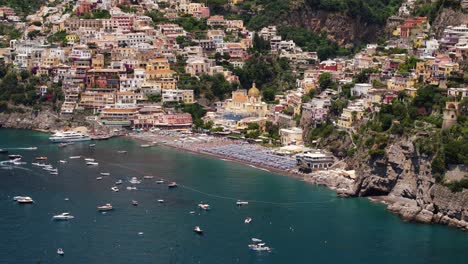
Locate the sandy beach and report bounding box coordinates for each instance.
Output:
[129,131,306,179]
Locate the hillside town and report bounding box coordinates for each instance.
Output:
[0,0,466,172]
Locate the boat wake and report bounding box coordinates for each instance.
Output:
[1,147,38,150]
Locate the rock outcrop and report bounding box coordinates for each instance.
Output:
[282,6,381,45]
[351,136,468,230]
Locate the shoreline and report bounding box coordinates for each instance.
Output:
[128,133,306,181]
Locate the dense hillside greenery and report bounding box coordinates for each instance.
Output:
[0,0,47,17]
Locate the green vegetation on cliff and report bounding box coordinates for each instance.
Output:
[0,0,47,17]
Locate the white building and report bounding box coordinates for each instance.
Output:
[351,83,372,97]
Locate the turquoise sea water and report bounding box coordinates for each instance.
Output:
[0,128,466,264]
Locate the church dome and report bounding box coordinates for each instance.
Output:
[248,82,260,97]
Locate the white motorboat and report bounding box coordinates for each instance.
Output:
[129,177,141,184]
[57,248,64,256]
[251,238,262,243]
[69,156,81,159]
[140,144,152,148]
[168,182,177,188]
[132,200,139,206]
[24,147,38,150]
[97,203,113,211]
[50,171,59,175]
[111,186,119,192]
[89,144,96,147]
[244,217,252,224]
[156,179,164,184]
[117,150,127,154]
[237,200,249,206]
[248,244,271,251]
[59,160,67,164]
[115,180,123,185]
[96,177,103,180]
[31,162,42,166]
[194,226,203,234]
[126,186,137,191]
[157,199,164,203]
[143,175,154,179]
[17,197,34,203]
[198,203,210,210]
[49,130,91,143]
[84,158,95,162]
[53,212,75,221]
[100,172,110,176]
[86,162,99,166]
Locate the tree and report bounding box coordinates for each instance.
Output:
[318,73,334,90]
[146,93,161,103]
[27,30,40,40]
[252,33,270,52]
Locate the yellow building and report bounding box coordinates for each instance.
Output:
[337,106,365,129]
[223,82,268,117]
[66,34,79,44]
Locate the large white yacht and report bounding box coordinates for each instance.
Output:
[49,131,91,143]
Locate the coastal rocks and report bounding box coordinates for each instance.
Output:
[0,108,62,131]
[349,135,468,230]
[304,170,358,197]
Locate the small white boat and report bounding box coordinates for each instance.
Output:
[143,175,154,179]
[198,204,210,210]
[89,144,96,147]
[244,217,252,224]
[168,182,177,188]
[50,172,59,175]
[129,177,141,184]
[59,160,67,164]
[156,179,164,184]
[84,158,95,162]
[251,238,262,242]
[189,211,195,214]
[111,186,119,192]
[117,150,127,154]
[69,156,81,159]
[97,203,113,211]
[86,162,99,166]
[132,200,139,206]
[25,147,38,150]
[57,248,64,256]
[126,186,137,191]
[237,200,249,206]
[115,180,123,185]
[194,226,203,234]
[96,177,103,180]
[140,144,152,148]
[157,199,164,203]
[44,167,57,171]
[53,212,75,221]
[248,244,271,251]
[100,172,110,176]
[31,162,42,166]
[17,197,34,203]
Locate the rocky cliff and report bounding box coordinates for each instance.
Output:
[352,136,468,230]
[432,8,468,38]
[0,107,91,132]
[281,7,381,45]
